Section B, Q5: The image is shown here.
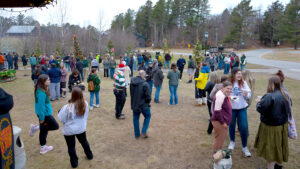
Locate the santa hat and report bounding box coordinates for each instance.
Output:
[118,63,125,71]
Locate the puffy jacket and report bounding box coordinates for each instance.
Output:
[176,58,186,69]
[152,66,164,87]
[0,88,14,115]
[47,67,62,83]
[130,76,151,112]
[256,90,291,126]
[195,66,210,89]
[146,67,153,82]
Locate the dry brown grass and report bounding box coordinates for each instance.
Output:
[262,50,300,63]
[0,69,300,169]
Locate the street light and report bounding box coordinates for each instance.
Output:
[204,32,208,57]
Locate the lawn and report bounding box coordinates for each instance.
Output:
[0,68,299,169]
[262,50,300,63]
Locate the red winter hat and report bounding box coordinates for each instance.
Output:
[118,63,125,71]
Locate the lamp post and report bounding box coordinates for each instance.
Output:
[204,32,208,57]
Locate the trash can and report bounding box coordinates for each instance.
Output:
[13,126,26,169]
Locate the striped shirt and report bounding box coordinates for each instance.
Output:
[113,70,126,90]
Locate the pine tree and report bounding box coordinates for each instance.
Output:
[107,40,114,56]
[193,38,204,64]
[55,42,61,56]
[73,34,83,60]
[34,40,42,57]
[163,38,170,55]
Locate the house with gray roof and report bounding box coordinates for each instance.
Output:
[6,26,37,36]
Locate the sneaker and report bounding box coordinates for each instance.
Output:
[242,147,251,157]
[90,106,93,110]
[93,104,100,108]
[40,145,54,154]
[141,133,149,139]
[29,124,39,137]
[62,95,66,98]
[228,141,235,150]
[116,116,125,120]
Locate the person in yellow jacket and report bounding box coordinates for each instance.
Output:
[194,62,210,105]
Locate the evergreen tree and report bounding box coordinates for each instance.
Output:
[280,0,300,49]
[34,40,42,56]
[224,0,254,48]
[124,9,135,32]
[163,38,170,55]
[73,34,83,60]
[107,40,114,56]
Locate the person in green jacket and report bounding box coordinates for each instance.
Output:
[87,68,101,110]
[29,74,59,154]
[167,63,180,105]
[83,56,89,80]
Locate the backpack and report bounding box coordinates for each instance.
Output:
[88,80,95,91]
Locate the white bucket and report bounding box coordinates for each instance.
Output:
[13,126,26,169]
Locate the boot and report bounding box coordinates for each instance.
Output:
[202,97,207,105]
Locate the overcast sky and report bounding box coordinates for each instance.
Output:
[1,0,291,30]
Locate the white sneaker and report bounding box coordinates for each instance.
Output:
[29,124,39,137]
[90,106,93,110]
[93,104,100,108]
[242,147,251,157]
[228,141,235,150]
[40,145,54,154]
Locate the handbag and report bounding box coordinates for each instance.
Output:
[288,113,297,140]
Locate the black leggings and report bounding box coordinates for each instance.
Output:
[39,116,59,146]
[207,101,213,133]
[104,69,109,77]
[179,68,184,79]
[64,132,93,168]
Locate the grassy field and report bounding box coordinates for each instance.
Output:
[262,50,300,63]
[0,69,299,169]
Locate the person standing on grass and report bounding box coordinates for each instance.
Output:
[113,63,127,120]
[76,58,84,81]
[242,70,255,107]
[103,56,110,78]
[146,61,154,94]
[255,76,290,169]
[87,68,101,110]
[109,56,117,79]
[29,74,59,154]
[209,76,228,102]
[129,54,134,77]
[176,55,186,81]
[240,54,247,71]
[7,53,14,69]
[13,52,19,70]
[137,52,144,67]
[42,58,51,73]
[0,52,5,71]
[130,70,152,139]
[208,54,216,72]
[194,63,210,106]
[167,63,180,105]
[70,55,76,71]
[224,54,230,74]
[164,53,172,69]
[31,65,41,86]
[47,63,62,101]
[138,60,147,72]
[30,54,37,72]
[217,52,225,70]
[153,62,164,103]
[63,55,70,72]
[211,81,233,155]
[204,72,219,135]
[232,55,240,69]
[58,87,93,168]
[83,56,89,80]
[187,55,196,83]
[60,63,68,98]
[228,68,252,157]
[122,61,132,87]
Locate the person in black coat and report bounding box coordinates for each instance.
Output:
[130,70,152,139]
[68,69,81,92]
[13,52,19,70]
[76,58,84,81]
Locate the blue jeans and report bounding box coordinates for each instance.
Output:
[240,65,246,71]
[147,80,153,94]
[49,82,60,100]
[90,91,99,106]
[79,71,84,81]
[224,63,230,74]
[133,107,151,138]
[110,68,115,79]
[64,62,70,71]
[155,85,162,102]
[8,62,13,69]
[229,108,249,148]
[164,60,170,69]
[169,85,178,105]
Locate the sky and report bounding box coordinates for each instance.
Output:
[0,0,291,30]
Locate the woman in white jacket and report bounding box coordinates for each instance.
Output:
[58,87,93,168]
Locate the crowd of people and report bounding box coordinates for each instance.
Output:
[0,48,295,169]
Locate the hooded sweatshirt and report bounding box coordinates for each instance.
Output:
[195,66,210,89]
[130,76,151,112]
[152,66,164,87]
[58,101,89,136]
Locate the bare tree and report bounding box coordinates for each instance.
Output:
[97,10,107,53]
[56,0,69,54]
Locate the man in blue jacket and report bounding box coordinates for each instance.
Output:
[47,63,62,101]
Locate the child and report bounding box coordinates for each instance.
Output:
[60,63,68,98]
[58,87,93,168]
[195,63,210,105]
[29,74,59,154]
[87,68,101,110]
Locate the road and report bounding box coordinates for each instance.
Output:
[150,48,300,80]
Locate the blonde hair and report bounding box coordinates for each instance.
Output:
[210,72,219,84]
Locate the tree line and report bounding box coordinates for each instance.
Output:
[111,0,300,49]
